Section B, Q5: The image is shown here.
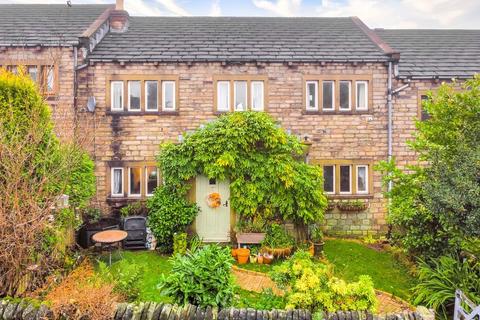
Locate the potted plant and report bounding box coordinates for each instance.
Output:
[235,217,266,245]
[236,247,250,264]
[261,223,295,258]
[337,200,368,212]
[249,247,258,263]
[262,252,274,264]
[310,224,324,257]
[257,253,264,264]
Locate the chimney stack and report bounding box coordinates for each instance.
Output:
[110,0,129,33]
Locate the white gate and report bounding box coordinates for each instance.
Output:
[454,290,480,320]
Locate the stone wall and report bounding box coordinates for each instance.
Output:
[0,47,77,143]
[0,299,434,320]
[77,61,390,235]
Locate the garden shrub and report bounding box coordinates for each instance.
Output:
[0,68,96,296]
[159,244,236,308]
[157,111,327,227]
[262,223,295,248]
[147,187,199,249]
[173,232,188,256]
[413,255,480,319]
[378,76,480,259]
[234,288,286,310]
[270,251,377,312]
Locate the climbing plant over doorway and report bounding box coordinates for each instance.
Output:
[157,112,327,225]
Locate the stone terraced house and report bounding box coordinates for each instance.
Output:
[1,1,479,241]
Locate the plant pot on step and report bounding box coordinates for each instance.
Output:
[313,242,325,257]
[236,248,250,264]
[257,254,264,264]
[249,255,257,264]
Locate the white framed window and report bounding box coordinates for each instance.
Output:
[128,167,142,197]
[146,166,159,196]
[251,81,264,111]
[322,81,335,111]
[306,81,318,111]
[162,81,176,111]
[145,81,158,111]
[28,66,38,83]
[128,81,141,111]
[111,81,124,111]
[111,167,124,197]
[323,165,335,194]
[356,81,368,110]
[339,81,351,111]
[339,165,352,194]
[356,165,368,194]
[45,66,55,93]
[234,81,247,111]
[217,81,230,112]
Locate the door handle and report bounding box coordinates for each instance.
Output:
[223,200,229,207]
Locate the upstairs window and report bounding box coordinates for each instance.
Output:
[107,76,179,112]
[322,81,335,111]
[111,81,124,111]
[145,81,158,111]
[2,63,57,95]
[306,81,318,111]
[128,81,141,111]
[305,76,371,112]
[214,76,267,112]
[419,94,431,121]
[162,81,176,111]
[339,81,351,111]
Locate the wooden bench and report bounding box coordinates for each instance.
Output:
[236,232,265,248]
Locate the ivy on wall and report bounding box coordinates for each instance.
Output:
[157,111,327,225]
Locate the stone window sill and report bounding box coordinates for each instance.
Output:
[106,110,179,116]
[302,110,371,115]
[327,194,374,200]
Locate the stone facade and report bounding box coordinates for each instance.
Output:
[0,47,78,143]
[76,61,393,235]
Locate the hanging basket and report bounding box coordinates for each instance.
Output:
[206,192,221,208]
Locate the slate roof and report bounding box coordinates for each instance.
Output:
[376,29,480,79]
[0,4,112,47]
[89,17,391,63]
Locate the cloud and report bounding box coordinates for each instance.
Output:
[315,0,480,29]
[209,0,221,16]
[252,0,302,16]
[154,0,190,16]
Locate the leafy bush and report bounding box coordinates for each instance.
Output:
[377,76,480,258]
[146,187,199,248]
[159,244,236,308]
[413,255,480,318]
[158,112,327,225]
[64,146,96,209]
[173,232,187,256]
[120,201,145,217]
[270,251,377,312]
[262,223,295,248]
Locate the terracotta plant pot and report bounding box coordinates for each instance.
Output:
[264,246,293,258]
[257,254,264,264]
[309,243,315,256]
[249,255,257,264]
[263,254,274,264]
[231,248,238,259]
[236,248,250,264]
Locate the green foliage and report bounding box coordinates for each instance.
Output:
[159,244,236,308]
[234,288,286,310]
[120,201,145,217]
[146,187,199,248]
[310,224,324,243]
[262,223,295,248]
[173,232,187,256]
[98,260,144,301]
[81,207,102,223]
[235,217,267,233]
[377,76,480,258]
[64,147,96,209]
[270,250,377,312]
[188,235,203,253]
[158,112,327,225]
[413,255,480,318]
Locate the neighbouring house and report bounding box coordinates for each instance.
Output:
[1,1,479,241]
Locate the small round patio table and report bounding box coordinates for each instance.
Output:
[92,230,128,266]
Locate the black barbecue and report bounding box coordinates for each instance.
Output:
[121,215,147,250]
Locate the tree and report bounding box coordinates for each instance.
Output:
[378,75,480,258]
[0,68,95,295]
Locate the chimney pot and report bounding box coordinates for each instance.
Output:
[116,0,124,10]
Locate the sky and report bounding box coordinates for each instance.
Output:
[1,0,480,29]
